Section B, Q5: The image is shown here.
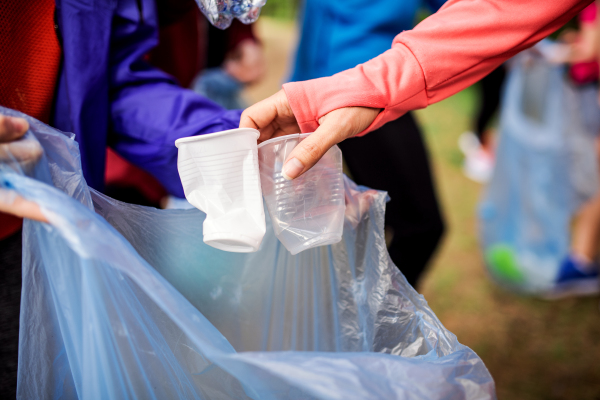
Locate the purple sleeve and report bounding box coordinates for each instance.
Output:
[108,0,241,197]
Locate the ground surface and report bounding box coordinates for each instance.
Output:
[246,17,600,400]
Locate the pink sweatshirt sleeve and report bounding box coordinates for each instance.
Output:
[283,0,591,136]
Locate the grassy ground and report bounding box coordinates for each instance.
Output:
[247,17,600,400]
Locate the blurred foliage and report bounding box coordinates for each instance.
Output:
[260,0,300,20]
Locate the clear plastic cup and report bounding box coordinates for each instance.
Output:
[258,133,346,255]
[175,128,266,252]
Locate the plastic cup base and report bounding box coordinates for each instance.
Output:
[204,233,262,253]
[286,232,342,256]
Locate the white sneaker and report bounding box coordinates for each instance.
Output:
[458,131,480,155]
[458,132,494,184]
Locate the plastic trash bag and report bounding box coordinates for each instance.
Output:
[195,0,266,29]
[479,55,600,294]
[0,106,495,399]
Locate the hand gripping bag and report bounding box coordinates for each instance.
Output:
[479,55,600,294]
[0,106,495,399]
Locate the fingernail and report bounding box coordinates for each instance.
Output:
[8,117,28,133]
[282,158,304,180]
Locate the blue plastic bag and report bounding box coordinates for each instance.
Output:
[0,106,495,399]
[479,55,600,294]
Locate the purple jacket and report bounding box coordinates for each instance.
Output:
[53,0,241,197]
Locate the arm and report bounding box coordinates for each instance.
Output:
[284,0,591,135]
[108,0,241,198]
[242,0,591,180]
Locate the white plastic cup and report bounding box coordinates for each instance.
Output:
[258,133,345,255]
[175,128,266,252]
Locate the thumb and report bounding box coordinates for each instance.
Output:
[281,106,380,180]
[281,116,346,181]
[0,115,29,143]
[0,189,48,223]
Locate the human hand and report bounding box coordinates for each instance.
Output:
[224,39,266,84]
[0,114,47,223]
[0,115,43,166]
[0,114,29,143]
[240,89,380,180]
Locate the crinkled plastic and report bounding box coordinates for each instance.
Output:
[258,134,345,255]
[195,0,266,29]
[0,106,495,399]
[175,129,266,253]
[479,55,600,294]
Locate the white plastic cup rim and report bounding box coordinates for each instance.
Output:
[175,128,259,148]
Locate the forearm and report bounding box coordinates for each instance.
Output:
[110,82,241,197]
[108,0,241,197]
[284,0,591,135]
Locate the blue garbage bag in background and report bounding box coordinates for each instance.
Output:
[0,106,495,399]
[479,55,600,294]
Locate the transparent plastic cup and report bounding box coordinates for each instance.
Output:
[258,133,346,255]
[175,128,266,252]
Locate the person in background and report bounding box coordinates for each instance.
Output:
[554,2,600,296]
[458,65,505,183]
[192,17,266,110]
[290,0,446,287]
[105,0,265,208]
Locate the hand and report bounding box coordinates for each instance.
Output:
[0,114,48,223]
[224,39,266,84]
[240,89,380,180]
[0,115,43,166]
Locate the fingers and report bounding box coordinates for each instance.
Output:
[0,115,29,143]
[240,92,280,129]
[0,139,43,163]
[240,90,299,142]
[281,107,380,180]
[281,119,343,180]
[0,189,48,223]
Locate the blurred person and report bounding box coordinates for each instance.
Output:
[290,0,447,287]
[458,65,505,183]
[105,2,265,208]
[554,2,600,296]
[193,18,265,109]
[0,0,259,395]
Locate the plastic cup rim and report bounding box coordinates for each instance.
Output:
[175,128,259,148]
[257,132,312,149]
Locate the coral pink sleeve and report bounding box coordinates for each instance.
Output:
[579,3,597,24]
[283,0,591,136]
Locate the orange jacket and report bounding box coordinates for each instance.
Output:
[283,0,592,135]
